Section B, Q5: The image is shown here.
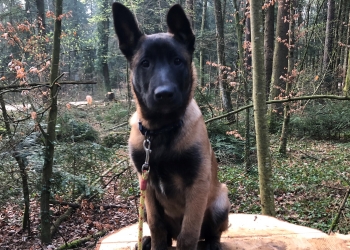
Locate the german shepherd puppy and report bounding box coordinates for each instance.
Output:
[112,3,230,250]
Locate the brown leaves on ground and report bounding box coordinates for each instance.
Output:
[0,178,138,249]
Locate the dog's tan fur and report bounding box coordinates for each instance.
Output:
[129,98,230,248]
[112,3,230,249]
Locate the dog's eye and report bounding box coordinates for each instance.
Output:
[141,60,150,68]
[174,58,182,66]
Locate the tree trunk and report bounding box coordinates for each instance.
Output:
[35,0,46,35]
[323,0,335,70]
[186,0,194,29]
[244,1,252,69]
[40,0,62,244]
[213,0,234,122]
[264,0,274,97]
[279,0,295,155]
[233,0,250,172]
[250,0,275,216]
[268,0,289,132]
[243,0,250,171]
[0,95,31,234]
[35,0,48,97]
[199,0,208,87]
[344,49,350,95]
[334,0,344,71]
[341,1,350,84]
[322,0,335,91]
[16,156,31,234]
[0,95,11,134]
[97,0,111,92]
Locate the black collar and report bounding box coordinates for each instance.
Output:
[138,120,183,137]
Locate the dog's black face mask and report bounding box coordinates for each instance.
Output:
[112,3,195,121]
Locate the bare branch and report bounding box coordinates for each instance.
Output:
[0,80,97,91]
[205,95,350,124]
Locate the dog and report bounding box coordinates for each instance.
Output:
[112,3,230,250]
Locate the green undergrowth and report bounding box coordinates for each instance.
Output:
[219,137,350,234]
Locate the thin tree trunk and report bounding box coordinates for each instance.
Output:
[35,0,46,35]
[16,156,31,234]
[268,0,289,132]
[213,0,234,122]
[0,95,11,134]
[243,0,252,170]
[279,0,295,155]
[342,1,350,83]
[322,0,335,91]
[250,0,275,216]
[0,95,31,234]
[244,1,252,69]
[35,0,48,97]
[264,0,274,97]
[334,0,344,71]
[233,0,250,171]
[40,0,62,244]
[97,0,111,92]
[186,0,194,29]
[323,0,335,70]
[199,0,208,87]
[344,49,350,95]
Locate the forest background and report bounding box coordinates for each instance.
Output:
[0,0,350,249]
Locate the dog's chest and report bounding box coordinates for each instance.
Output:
[131,143,202,197]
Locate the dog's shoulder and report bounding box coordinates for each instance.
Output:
[175,99,210,150]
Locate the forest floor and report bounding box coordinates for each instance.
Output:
[0,101,349,249]
[0,176,138,250]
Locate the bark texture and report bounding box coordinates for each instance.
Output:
[250,0,275,216]
[199,0,208,87]
[264,0,274,97]
[279,0,295,155]
[97,0,111,92]
[269,0,289,131]
[213,0,234,121]
[40,0,62,244]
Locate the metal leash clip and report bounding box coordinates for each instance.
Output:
[142,138,151,172]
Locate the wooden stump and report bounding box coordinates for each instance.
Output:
[96,214,350,250]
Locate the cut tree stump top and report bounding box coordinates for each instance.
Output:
[96,213,350,250]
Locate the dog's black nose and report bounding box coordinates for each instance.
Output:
[154,86,174,102]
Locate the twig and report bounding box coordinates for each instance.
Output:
[0,80,97,91]
[57,230,108,250]
[328,188,350,234]
[299,151,320,161]
[318,184,348,191]
[88,167,128,202]
[50,200,80,208]
[49,200,126,210]
[105,122,129,131]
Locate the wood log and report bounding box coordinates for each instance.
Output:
[96,214,350,250]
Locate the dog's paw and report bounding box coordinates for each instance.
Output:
[135,236,151,250]
[204,241,222,250]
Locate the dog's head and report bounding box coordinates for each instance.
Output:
[112,3,195,122]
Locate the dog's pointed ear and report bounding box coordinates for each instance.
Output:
[112,2,143,60]
[167,4,195,53]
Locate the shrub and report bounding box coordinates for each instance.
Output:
[290,100,350,139]
[207,121,245,164]
[103,103,129,124]
[102,133,128,148]
[56,114,99,142]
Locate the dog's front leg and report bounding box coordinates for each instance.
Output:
[144,187,169,250]
[176,179,209,250]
